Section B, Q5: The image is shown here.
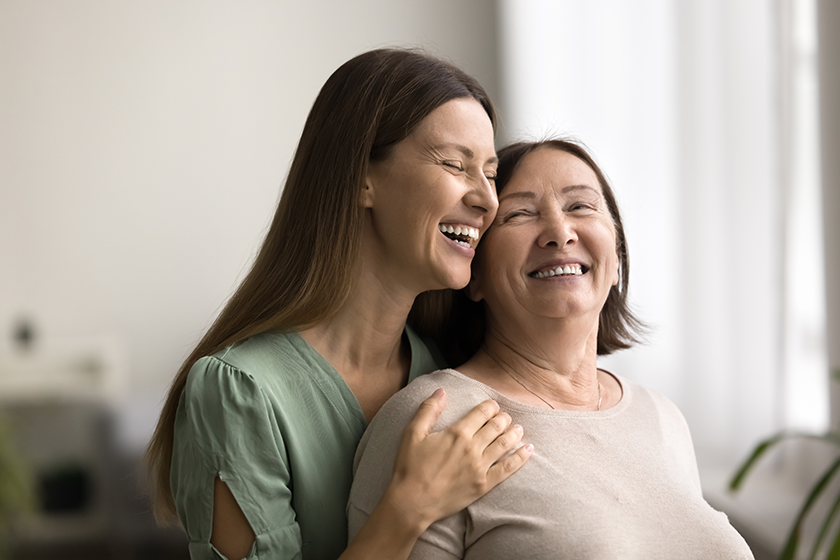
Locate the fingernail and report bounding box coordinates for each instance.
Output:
[513,424,523,434]
[524,443,534,454]
[432,388,445,399]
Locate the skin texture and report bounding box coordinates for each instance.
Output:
[209,100,531,560]
[363,97,500,295]
[461,146,623,411]
[470,147,618,327]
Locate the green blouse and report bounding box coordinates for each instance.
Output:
[171,327,440,560]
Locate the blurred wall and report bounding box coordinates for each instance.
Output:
[496,0,788,468]
[820,0,840,424]
[0,0,499,453]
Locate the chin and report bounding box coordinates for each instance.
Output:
[432,268,471,291]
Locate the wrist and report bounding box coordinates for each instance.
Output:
[344,485,427,560]
[378,483,434,540]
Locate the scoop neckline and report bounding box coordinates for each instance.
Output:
[436,367,631,419]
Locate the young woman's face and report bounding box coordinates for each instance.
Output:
[468,147,619,326]
[363,97,499,293]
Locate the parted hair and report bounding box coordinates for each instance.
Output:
[145,48,495,523]
[434,138,645,366]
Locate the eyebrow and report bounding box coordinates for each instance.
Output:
[498,191,536,203]
[562,184,600,195]
[499,184,601,203]
[434,143,499,165]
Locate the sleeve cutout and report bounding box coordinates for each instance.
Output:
[210,476,257,560]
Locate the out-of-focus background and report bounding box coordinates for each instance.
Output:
[0,0,837,558]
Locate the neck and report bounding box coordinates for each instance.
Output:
[301,263,416,376]
[460,314,603,410]
[300,261,419,421]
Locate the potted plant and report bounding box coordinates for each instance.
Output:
[730,368,840,560]
[0,417,33,560]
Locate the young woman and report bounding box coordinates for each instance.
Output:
[146,49,532,560]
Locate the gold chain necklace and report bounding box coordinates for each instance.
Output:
[501,366,602,411]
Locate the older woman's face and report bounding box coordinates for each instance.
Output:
[469,147,619,324]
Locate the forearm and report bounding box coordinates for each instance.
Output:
[341,486,428,560]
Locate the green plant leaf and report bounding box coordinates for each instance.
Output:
[781,528,801,560]
[779,454,840,560]
[0,418,34,525]
[809,487,840,559]
[826,521,840,560]
[729,433,788,491]
[730,432,840,492]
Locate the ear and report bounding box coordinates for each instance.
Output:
[611,252,620,287]
[361,177,375,208]
[362,161,382,209]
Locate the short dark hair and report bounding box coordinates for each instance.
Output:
[436,138,645,365]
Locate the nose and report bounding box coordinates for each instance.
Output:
[537,210,577,248]
[464,174,499,215]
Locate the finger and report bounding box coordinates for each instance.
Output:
[482,423,523,462]
[403,388,447,440]
[446,399,501,437]
[486,443,534,488]
[472,411,513,448]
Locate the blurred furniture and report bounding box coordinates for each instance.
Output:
[0,338,187,559]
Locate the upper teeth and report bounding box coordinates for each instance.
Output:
[439,224,479,240]
[533,264,583,279]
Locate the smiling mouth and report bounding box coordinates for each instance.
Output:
[530,263,587,278]
[438,224,479,249]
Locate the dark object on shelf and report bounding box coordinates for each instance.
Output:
[39,465,90,513]
[11,319,34,352]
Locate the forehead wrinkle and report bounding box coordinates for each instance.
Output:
[429,142,474,158]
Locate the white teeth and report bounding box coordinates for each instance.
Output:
[533,264,583,279]
[438,224,479,240]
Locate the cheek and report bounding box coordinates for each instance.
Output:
[591,220,620,285]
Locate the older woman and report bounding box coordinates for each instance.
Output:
[146,49,532,560]
[348,139,754,559]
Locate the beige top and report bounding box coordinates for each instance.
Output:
[348,369,754,560]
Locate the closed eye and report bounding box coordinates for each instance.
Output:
[567,201,597,212]
[501,210,532,223]
[443,161,464,172]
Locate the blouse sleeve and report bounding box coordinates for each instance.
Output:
[172,356,302,559]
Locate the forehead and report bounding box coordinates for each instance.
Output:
[409,97,494,146]
[502,147,601,198]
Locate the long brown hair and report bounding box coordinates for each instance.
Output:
[435,138,646,366]
[146,48,495,522]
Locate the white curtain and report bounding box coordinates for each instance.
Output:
[496,0,827,472]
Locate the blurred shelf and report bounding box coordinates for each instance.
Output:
[0,337,126,405]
